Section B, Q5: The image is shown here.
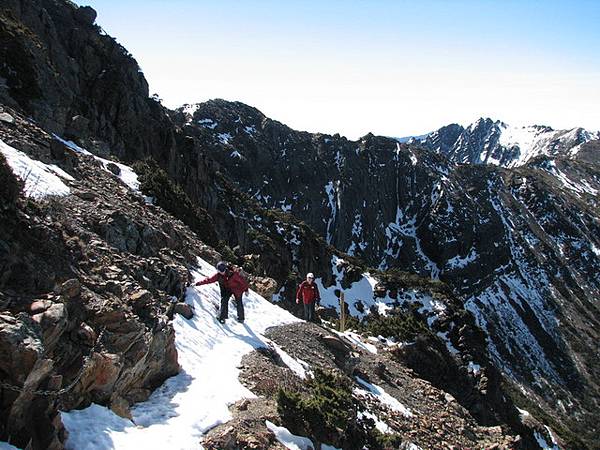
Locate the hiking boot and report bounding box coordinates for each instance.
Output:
[237,318,244,323]
[218,317,226,324]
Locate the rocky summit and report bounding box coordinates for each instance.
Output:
[1,1,599,450]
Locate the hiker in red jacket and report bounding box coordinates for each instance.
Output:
[296,272,320,322]
[196,261,249,323]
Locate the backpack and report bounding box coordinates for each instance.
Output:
[230,265,250,291]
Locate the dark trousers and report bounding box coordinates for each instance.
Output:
[303,302,315,322]
[219,286,244,321]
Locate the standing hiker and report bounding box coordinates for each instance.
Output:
[296,272,320,322]
[196,261,249,323]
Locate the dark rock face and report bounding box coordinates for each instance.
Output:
[0,1,339,291]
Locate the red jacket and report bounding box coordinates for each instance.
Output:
[197,268,249,298]
[296,280,320,304]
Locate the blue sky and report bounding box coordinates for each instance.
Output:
[76,0,600,139]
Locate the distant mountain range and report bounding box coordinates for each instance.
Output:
[402,118,599,167]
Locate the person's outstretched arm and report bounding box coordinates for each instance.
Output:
[195,273,220,286]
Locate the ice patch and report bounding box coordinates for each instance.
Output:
[0,442,21,450]
[534,427,560,450]
[324,181,338,244]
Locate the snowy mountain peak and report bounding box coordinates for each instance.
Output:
[417,118,599,167]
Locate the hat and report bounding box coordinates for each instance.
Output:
[216,261,227,272]
[306,272,314,279]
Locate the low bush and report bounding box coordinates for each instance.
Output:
[360,311,431,342]
[277,368,403,450]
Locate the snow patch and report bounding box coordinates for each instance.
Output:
[446,248,479,269]
[197,118,218,129]
[315,256,393,320]
[1,139,71,198]
[355,376,413,417]
[266,421,315,450]
[217,132,232,144]
[358,410,391,434]
[0,442,21,450]
[53,136,140,191]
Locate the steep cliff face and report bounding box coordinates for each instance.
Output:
[0,0,220,237]
[0,0,343,290]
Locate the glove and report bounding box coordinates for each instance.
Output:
[195,281,202,286]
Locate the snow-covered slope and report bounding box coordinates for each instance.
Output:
[416,118,599,167]
[62,257,301,449]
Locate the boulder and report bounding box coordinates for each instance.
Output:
[106,162,121,175]
[173,302,193,319]
[129,290,152,307]
[75,190,98,201]
[0,313,44,383]
[320,334,351,354]
[31,303,68,351]
[29,300,53,314]
[60,278,81,298]
[0,112,15,124]
[75,322,97,346]
[250,276,278,299]
[104,211,141,253]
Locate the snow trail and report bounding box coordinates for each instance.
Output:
[62,257,300,449]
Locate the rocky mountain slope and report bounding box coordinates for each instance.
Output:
[174,101,600,447]
[1,105,543,449]
[1,1,599,448]
[412,118,599,167]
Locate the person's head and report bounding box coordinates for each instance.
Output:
[216,261,227,274]
[306,272,315,283]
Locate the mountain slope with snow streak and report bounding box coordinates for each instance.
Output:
[62,257,301,450]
